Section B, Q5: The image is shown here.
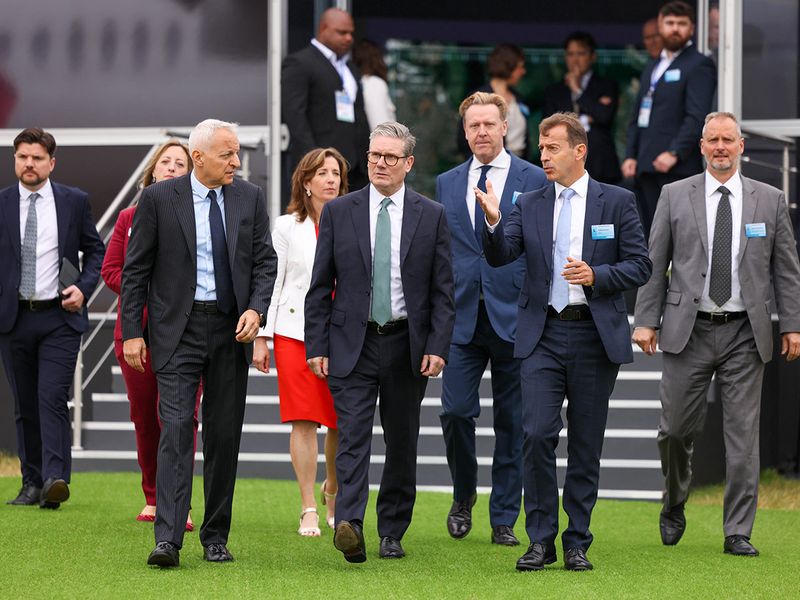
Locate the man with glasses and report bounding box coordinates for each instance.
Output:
[306,121,455,563]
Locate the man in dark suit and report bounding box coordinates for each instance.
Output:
[622,0,716,238]
[634,112,800,556]
[436,91,546,547]
[543,31,621,184]
[0,127,104,509]
[282,7,370,189]
[478,112,651,571]
[305,121,455,563]
[122,119,277,568]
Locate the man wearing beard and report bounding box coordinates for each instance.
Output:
[622,1,716,239]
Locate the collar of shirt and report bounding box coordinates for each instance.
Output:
[580,70,593,91]
[704,169,742,200]
[311,38,351,68]
[469,148,511,173]
[191,171,223,204]
[554,170,590,202]
[659,39,692,62]
[18,178,54,202]
[370,183,405,211]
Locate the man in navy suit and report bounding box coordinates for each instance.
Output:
[479,113,651,571]
[306,121,455,563]
[0,128,104,509]
[621,0,716,238]
[436,91,546,547]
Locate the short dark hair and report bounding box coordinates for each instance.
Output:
[564,31,597,53]
[659,1,696,23]
[539,112,588,150]
[487,43,524,79]
[14,127,56,156]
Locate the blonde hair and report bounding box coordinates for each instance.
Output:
[458,91,508,121]
[139,140,192,187]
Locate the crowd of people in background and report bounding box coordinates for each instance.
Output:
[3,0,799,576]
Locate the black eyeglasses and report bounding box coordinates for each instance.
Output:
[366,151,407,166]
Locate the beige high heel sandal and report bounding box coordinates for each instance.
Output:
[320,480,336,529]
[298,507,321,537]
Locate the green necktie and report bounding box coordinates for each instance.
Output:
[371,197,392,326]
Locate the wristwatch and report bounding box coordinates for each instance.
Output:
[251,309,266,327]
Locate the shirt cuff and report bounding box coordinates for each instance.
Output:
[485,210,502,233]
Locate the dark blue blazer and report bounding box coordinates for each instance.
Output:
[625,44,716,177]
[436,153,546,344]
[305,185,455,379]
[483,178,652,365]
[0,181,104,334]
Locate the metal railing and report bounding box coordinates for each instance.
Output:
[741,127,796,205]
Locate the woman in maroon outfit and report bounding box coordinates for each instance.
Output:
[102,140,199,527]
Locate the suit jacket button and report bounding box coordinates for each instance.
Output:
[480,252,485,258]
[185,312,190,317]
[701,273,706,278]
[289,308,295,313]
[545,279,550,285]
[693,298,699,304]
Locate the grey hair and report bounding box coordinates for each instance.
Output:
[369,121,416,156]
[702,111,742,138]
[188,119,238,153]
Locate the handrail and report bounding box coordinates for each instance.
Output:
[740,126,795,204]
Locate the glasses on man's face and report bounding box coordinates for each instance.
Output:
[366,151,406,167]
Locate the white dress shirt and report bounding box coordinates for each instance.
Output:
[552,171,590,306]
[701,170,745,312]
[466,149,511,227]
[18,179,59,300]
[651,41,691,88]
[369,184,406,320]
[311,38,358,102]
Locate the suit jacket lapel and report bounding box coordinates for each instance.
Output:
[54,184,70,263]
[350,187,372,277]
[1,187,21,260]
[223,181,243,268]
[689,175,709,259]
[401,189,422,265]
[501,158,523,215]
[739,176,758,263]
[451,163,478,251]
[582,178,604,265]
[537,186,556,272]
[301,216,317,275]
[174,177,197,270]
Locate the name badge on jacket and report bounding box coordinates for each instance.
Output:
[591,224,615,240]
[664,68,681,82]
[335,90,355,123]
[745,223,767,238]
[637,95,653,128]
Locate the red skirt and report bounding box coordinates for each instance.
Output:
[273,334,337,429]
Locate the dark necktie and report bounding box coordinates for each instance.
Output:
[474,164,492,244]
[207,190,235,314]
[709,185,733,308]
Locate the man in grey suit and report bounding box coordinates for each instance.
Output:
[633,112,800,556]
[122,119,277,567]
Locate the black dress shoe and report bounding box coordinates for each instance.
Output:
[724,535,759,556]
[7,484,42,506]
[515,542,557,571]
[40,478,69,509]
[564,547,593,571]
[447,493,477,539]
[147,541,180,567]
[491,525,520,546]
[204,543,234,562]
[379,536,405,559]
[334,520,367,563]
[659,502,685,546]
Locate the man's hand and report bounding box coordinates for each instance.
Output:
[60,285,85,312]
[561,256,595,287]
[781,332,800,361]
[564,68,582,93]
[123,338,147,373]
[652,151,678,173]
[252,336,271,373]
[235,309,261,343]
[474,179,500,226]
[420,354,445,377]
[621,158,637,179]
[307,356,329,379]
[632,327,658,356]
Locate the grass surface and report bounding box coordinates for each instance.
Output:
[1,473,799,599]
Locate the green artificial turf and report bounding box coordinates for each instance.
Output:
[0,473,798,599]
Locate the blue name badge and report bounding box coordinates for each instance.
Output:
[512,191,521,204]
[664,68,681,82]
[591,224,615,240]
[745,222,767,238]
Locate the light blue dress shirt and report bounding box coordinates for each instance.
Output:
[191,171,226,301]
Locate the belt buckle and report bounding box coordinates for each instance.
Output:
[709,311,727,324]
[25,299,36,311]
[376,323,388,335]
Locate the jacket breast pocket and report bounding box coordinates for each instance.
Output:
[666,290,682,305]
[330,308,346,327]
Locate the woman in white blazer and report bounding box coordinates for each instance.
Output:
[253,148,349,537]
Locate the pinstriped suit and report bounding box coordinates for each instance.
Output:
[121,174,277,549]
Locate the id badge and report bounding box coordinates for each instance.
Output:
[335,90,355,123]
[637,94,653,128]
[745,223,767,238]
[591,224,615,240]
[664,68,681,82]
